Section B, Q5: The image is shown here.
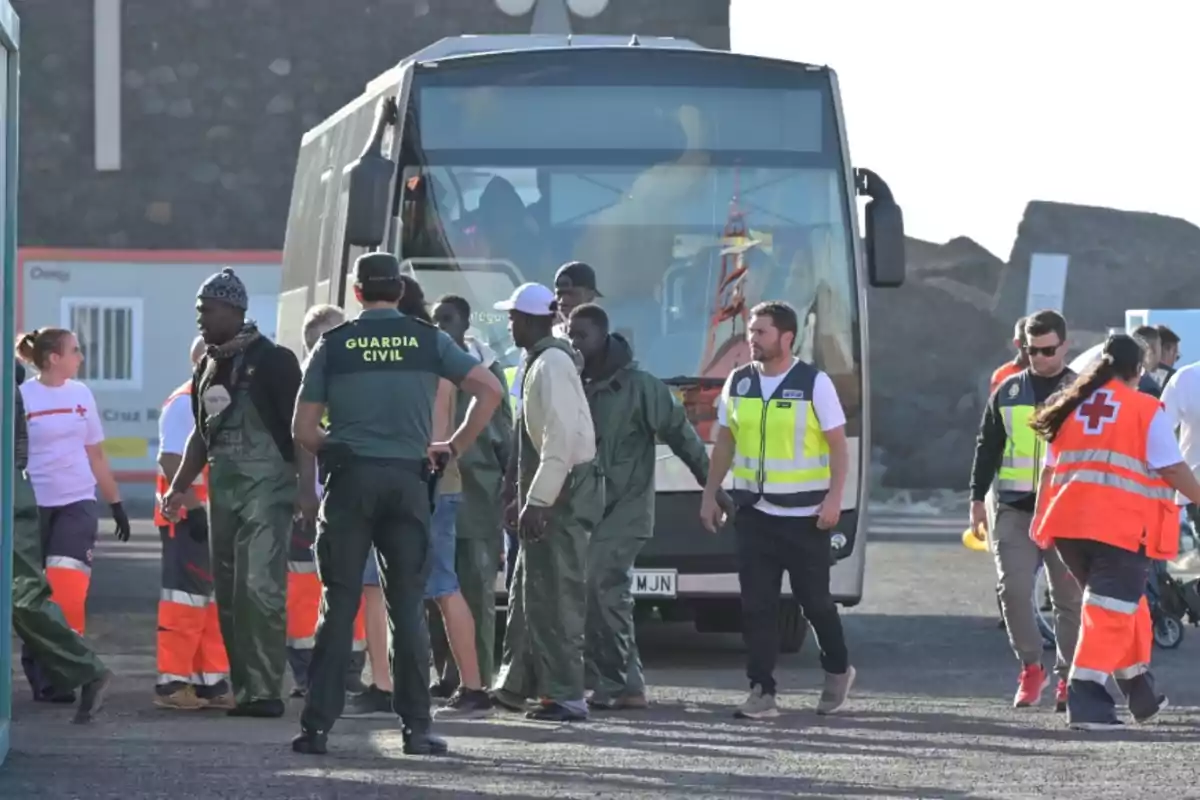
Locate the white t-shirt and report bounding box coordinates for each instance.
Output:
[1161,363,1200,480]
[717,360,846,517]
[158,392,194,457]
[20,379,105,507]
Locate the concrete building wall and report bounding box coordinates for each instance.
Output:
[15,0,731,250]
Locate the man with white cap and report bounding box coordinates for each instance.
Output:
[490,283,603,722]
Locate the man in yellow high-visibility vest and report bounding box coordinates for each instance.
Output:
[969,309,1080,712]
[699,301,854,720]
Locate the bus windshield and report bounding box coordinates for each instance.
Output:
[399,61,861,439]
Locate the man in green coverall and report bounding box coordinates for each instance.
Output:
[163,268,312,718]
[566,304,732,709]
[12,360,113,724]
[428,295,513,692]
[491,283,603,722]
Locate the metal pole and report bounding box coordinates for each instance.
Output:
[0,0,20,769]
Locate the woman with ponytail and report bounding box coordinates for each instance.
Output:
[15,328,130,705]
[1031,333,1200,730]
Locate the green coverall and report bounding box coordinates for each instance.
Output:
[581,333,710,704]
[494,337,603,706]
[203,355,297,705]
[431,360,512,688]
[11,376,108,693]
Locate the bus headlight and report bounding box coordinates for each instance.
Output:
[831,532,848,554]
[495,0,536,15]
[566,0,610,17]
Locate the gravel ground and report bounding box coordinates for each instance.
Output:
[3,512,1198,799]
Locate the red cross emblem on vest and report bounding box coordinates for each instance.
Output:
[75,404,87,418]
[1076,389,1120,434]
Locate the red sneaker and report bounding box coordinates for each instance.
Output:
[1054,679,1068,713]
[1013,663,1049,708]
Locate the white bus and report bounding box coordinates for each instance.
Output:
[278,34,905,653]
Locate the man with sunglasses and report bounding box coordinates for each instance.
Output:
[969,309,1082,712]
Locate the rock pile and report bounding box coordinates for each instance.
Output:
[871,201,1200,491]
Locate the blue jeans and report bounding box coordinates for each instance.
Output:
[362,547,380,586]
[425,493,462,599]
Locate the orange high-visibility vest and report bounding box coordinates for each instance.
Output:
[1034,379,1179,558]
[154,382,210,527]
[990,361,1022,394]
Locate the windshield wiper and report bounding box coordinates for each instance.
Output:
[661,376,726,388]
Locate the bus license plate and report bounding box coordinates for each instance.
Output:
[632,570,677,598]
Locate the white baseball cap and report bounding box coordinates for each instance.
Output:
[493,282,556,316]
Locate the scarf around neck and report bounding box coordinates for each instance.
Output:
[207,322,262,360]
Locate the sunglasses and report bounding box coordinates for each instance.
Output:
[1024,344,1060,357]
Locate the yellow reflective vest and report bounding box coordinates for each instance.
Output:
[995,369,1071,504]
[503,365,520,417]
[725,361,832,507]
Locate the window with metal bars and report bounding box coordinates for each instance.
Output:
[61,299,142,388]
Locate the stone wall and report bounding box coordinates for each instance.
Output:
[15,0,729,249]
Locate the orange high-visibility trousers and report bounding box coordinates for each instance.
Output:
[289,568,366,653]
[1056,537,1162,721]
[40,500,101,636]
[1073,592,1152,682]
[286,519,365,690]
[158,511,229,688]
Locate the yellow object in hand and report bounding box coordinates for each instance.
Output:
[962,525,988,552]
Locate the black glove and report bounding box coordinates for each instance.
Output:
[110,501,131,542]
[186,507,209,543]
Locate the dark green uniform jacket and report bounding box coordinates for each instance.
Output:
[583,333,710,540]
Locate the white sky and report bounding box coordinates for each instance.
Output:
[731,0,1197,260]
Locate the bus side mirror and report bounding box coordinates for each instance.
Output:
[855,168,906,288]
[344,153,394,249]
[344,97,399,248]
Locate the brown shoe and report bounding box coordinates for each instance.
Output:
[203,691,236,710]
[154,684,206,711]
[614,693,648,710]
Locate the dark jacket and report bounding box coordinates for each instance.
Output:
[582,333,709,540]
[970,367,1074,512]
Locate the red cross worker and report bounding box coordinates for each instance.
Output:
[1030,333,1200,731]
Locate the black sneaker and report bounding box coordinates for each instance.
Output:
[526,702,587,722]
[402,728,449,756]
[292,728,328,755]
[429,679,455,700]
[341,685,394,719]
[434,688,492,720]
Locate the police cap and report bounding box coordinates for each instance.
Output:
[353,252,402,285]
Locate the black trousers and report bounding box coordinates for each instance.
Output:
[735,507,849,694]
[301,461,433,733]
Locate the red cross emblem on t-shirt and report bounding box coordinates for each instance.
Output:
[75,404,87,418]
[1076,390,1120,434]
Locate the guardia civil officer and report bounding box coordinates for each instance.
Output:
[290,253,504,756]
[700,301,855,719]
